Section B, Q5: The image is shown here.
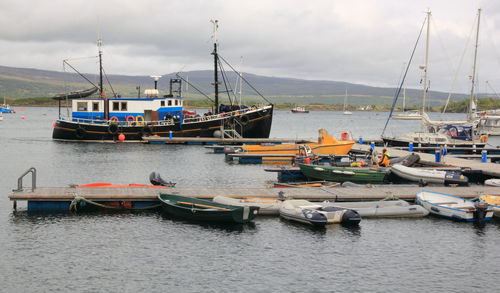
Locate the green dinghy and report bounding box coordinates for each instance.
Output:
[298,163,388,184]
[158,193,259,223]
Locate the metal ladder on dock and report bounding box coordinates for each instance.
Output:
[221,118,243,139]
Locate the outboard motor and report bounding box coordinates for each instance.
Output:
[341,209,362,225]
[473,202,489,222]
[149,172,176,187]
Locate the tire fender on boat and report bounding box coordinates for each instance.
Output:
[142,125,153,137]
[75,127,86,139]
[108,123,119,134]
[239,115,250,125]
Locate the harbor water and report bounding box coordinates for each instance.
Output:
[1,107,500,292]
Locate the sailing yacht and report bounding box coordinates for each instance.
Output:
[382,10,486,148]
[343,89,352,115]
[392,89,422,120]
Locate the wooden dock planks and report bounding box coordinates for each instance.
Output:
[8,186,500,202]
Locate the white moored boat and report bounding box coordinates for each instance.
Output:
[484,179,500,187]
[390,164,468,186]
[323,200,429,218]
[279,199,361,226]
[416,190,493,222]
[212,196,282,215]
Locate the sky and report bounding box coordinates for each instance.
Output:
[0,0,499,93]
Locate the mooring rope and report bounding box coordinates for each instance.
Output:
[69,195,162,212]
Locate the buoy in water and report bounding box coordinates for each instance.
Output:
[118,133,126,141]
[52,122,56,127]
[21,115,26,119]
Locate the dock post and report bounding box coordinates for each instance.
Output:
[482,150,488,163]
[358,137,363,144]
[409,142,413,152]
[435,150,441,163]
[169,131,173,140]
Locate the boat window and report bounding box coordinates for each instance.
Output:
[121,102,127,111]
[168,100,172,106]
[77,102,88,112]
[175,100,178,106]
[113,102,119,111]
[92,102,99,111]
[161,101,165,106]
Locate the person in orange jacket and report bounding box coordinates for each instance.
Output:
[375,149,390,167]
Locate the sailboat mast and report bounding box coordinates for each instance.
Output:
[211,20,219,114]
[468,8,481,121]
[422,10,431,115]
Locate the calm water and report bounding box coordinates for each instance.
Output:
[1,107,499,292]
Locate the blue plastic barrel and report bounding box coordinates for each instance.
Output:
[169,130,173,140]
[409,142,413,152]
[435,150,441,163]
[358,137,363,144]
[482,150,487,163]
[370,142,375,150]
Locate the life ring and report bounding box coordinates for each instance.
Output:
[126,115,135,123]
[75,127,86,139]
[481,135,488,143]
[109,116,119,123]
[141,125,152,137]
[136,115,145,126]
[108,123,118,134]
[239,115,250,125]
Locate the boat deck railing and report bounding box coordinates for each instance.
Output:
[60,117,176,127]
[183,105,271,124]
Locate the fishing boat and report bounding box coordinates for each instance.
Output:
[298,163,388,184]
[390,164,468,186]
[52,21,273,141]
[291,106,309,113]
[240,128,354,156]
[484,178,500,187]
[1,98,14,113]
[322,200,429,218]
[382,10,486,148]
[416,190,493,222]
[479,195,500,217]
[158,193,259,223]
[212,196,282,215]
[279,199,361,226]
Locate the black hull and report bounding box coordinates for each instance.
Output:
[382,138,486,149]
[53,106,273,141]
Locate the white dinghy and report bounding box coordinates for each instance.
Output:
[213,196,282,215]
[416,190,493,222]
[391,164,468,186]
[279,199,361,226]
[484,179,500,187]
[323,200,429,218]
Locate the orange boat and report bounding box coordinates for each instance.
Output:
[241,128,354,155]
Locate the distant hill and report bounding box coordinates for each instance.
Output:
[0,65,471,106]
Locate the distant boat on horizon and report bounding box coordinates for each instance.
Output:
[291,106,309,113]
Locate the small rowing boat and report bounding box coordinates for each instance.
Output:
[158,193,259,223]
[279,199,361,226]
[484,179,500,187]
[298,163,388,184]
[416,190,493,222]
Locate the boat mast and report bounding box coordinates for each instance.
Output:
[421,10,431,116]
[211,19,220,114]
[468,8,481,121]
[98,38,109,120]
